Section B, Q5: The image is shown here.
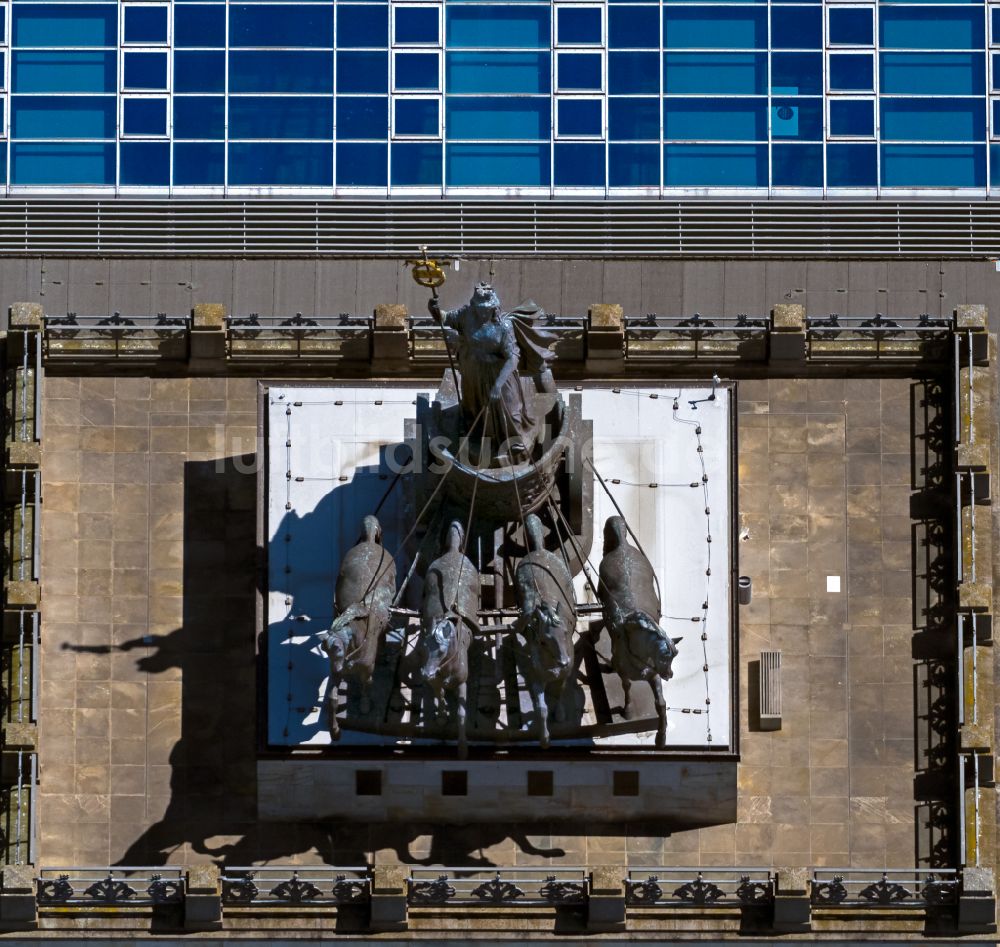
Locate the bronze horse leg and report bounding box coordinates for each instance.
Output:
[531,678,550,749]
[456,681,468,760]
[327,668,342,741]
[649,674,666,749]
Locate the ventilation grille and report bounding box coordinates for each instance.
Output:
[0,199,999,257]
[759,650,782,731]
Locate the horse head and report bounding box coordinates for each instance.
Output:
[321,625,352,675]
[525,600,571,676]
[627,611,680,680]
[420,616,457,684]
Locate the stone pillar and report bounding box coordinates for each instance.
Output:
[957,867,996,934]
[586,867,626,932]
[586,304,625,373]
[372,304,409,365]
[0,865,37,930]
[189,303,226,366]
[769,304,806,362]
[771,867,810,932]
[184,865,222,931]
[956,304,989,364]
[369,864,408,932]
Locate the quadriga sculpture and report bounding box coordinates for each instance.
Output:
[597,516,680,749]
[514,513,576,748]
[319,515,396,740]
[417,520,477,758]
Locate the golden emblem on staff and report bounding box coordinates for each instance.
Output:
[405,246,459,391]
[405,246,450,294]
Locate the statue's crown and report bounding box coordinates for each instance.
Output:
[470,282,500,309]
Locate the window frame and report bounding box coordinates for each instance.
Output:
[120,93,169,138]
[121,3,170,47]
[554,94,604,139]
[827,96,877,140]
[826,5,875,48]
[391,94,442,138]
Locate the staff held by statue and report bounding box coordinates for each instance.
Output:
[405,247,460,397]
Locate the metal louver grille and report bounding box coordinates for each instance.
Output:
[759,651,782,731]
[1,199,1000,257]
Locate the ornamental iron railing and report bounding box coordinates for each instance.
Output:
[625,868,773,907]
[226,313,372,360]
[43,313,190,361]
[810,869,960,907]
[407,867,588,907]
[0,750,36,866]
[624,314,768,361]
[36,868,184,907]
[805,313,952,360]
[220,867,370,907]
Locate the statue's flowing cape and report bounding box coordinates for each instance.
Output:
[506,300,557,376]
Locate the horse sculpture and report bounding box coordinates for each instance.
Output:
[319,514,396,740]
[597,515,680,749]
[514,513,576,747]
[416,520,477,758]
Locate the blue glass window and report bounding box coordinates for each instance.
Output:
[12,5,117,47]
[175,6,225,47]
[557,53,602,90]
[880,8,983,50]
[771,98,822,140]
[881,98,983,142]
[609,98,658,139]
[230,5,333,47]
[229,142,333,186]
[231,51,333,92]
[994,8,1000,45]
[828,53,874,91]
[882,144,984,187]
[0,8,6,44]
[123,52,168,90]
[395,7,438,44]
[337,142,388,185]
[395,53,439,90]
[173,97,225,138]
[391,142,442,185]
[828,8,873,46]
[609,143,658,186]
[559,99,603,136]
[230,97,334,139]
[827,143,877,186]
[770,8,822,48]
[120,141,169,185]
[664,53,766,94]
[447,52,550,94]
[11,142,115,186]
[124,6,167,44]
[558,8,601,45]
[446,98,549,139]
[664,144,767,186]
[336,97,388,139]
[609,7,659,48]
[772,144,822,186]
[664,99,767,140]
[881,52,983,95]
[173,142,224,184]
[554,142,604,185]
[446,6,549,48]
[13,51,116,94]
[122,98,167,135]
[337,52,388,93]
[609,52,659,93]
[771,52,822,93]
[11,96,115,138]
[664,8,766,49]
[830,99,874,137]
[395,98,439,136]
[337,5,388,47]
[994,100,1000,137]
[446,142,549,186]
[174,51,225,92]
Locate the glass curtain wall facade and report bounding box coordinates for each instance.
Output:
[4,0,998,193]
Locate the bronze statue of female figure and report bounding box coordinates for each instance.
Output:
[429,282,538,458]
